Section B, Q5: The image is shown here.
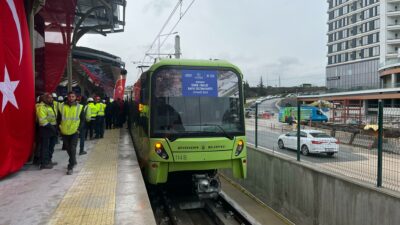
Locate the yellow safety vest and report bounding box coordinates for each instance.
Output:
[98,103,106,116]
[53,101,59,113]
[38,103,57,126]
[84,105,92,122]
[35,102,43,123]
[59,103,83,135]
[88,102,98,118]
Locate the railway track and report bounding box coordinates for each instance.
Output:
[148,183,252,225]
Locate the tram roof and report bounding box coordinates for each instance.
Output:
[146,59,243,76]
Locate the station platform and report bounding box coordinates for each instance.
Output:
[220,174,293,225]
[0,129,156,225]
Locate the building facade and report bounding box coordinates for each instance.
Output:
[326,0,381,91]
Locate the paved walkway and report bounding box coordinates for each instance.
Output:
[0,129,156,225]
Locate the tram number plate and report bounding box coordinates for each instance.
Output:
[175,154,188,161]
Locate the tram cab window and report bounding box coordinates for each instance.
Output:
[151,68,245,137]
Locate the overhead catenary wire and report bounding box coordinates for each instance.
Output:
[140,0,196,64]
[141,1,181,62]
[159,0,195,50]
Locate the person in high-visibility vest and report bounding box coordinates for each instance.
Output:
[79,96,91,155]
[37,93,58,169]
[97,98,106,138]
[94,96,102,138]
[86,97,98,140]
[57,91,84,175]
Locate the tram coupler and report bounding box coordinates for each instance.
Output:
[192,174,221,199]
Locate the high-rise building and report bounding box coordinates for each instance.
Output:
[326,0,381,91]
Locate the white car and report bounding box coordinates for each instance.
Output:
[277,130,339,156]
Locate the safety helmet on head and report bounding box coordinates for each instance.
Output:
[58,96,64,101]
[88,97,94,102]
[52,93,57,98]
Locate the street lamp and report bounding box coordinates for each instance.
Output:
[158,31,178,58]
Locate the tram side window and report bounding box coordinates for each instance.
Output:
[139,73,149,133]
[140,74,149,104]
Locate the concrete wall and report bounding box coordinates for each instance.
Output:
[221,147,400,225]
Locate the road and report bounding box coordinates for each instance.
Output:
[257,98,281,113]
[245,98,400,191]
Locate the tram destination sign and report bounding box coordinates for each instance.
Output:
[182,70,218,97]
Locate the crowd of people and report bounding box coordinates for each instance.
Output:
[34,92,128,175]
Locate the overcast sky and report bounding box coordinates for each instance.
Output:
[79,0,328,87]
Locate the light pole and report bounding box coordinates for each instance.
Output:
[158,32,178,58]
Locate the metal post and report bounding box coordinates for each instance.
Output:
[67,51,73,92]
[174,35,181,59]
[377,100,383,187]
[158,37,160,59]
[255,103,258,148]
[297,102,301,161]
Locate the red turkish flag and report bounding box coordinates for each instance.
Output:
[113,76,126,100]
[0,0,35,178]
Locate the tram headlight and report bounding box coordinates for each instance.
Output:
[235,140,244,156]
[154,142,169,159]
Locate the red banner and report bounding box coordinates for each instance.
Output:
[113,76,126,100]
[0,0,35,178]
[35,0,77,94]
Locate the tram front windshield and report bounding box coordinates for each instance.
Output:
[151,68,244,138]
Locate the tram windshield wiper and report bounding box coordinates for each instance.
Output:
[202,124,234,140]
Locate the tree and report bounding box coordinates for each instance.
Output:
[257,76,265,96]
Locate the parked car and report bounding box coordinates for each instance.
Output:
[257,110,275,118]
[277,130,339,156]
[245,108,255,117]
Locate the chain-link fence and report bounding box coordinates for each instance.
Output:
[247,100,400,192]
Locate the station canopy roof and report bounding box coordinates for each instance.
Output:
[57,46,125,97]
[75,0,126,35]
[34,0,127,94]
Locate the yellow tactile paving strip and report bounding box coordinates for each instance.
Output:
[49,130,120,225]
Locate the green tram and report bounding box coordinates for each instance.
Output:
[129,59,246,195]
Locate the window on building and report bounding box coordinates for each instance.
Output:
[374,19,380,29]
[364,48,370,57]
[372,46,379,56]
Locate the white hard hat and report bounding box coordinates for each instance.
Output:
[58,96,64,101]
[88,97,94,102]
[52,93,57,98]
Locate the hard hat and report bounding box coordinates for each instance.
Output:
[88,97,94,102]
[57,96,63,101]
[52,93,57,98]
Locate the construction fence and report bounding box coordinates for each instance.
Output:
[247,101,400,193]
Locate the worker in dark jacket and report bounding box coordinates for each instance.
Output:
[105,98,113,129]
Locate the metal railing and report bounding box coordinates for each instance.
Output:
[248,102,400,192]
